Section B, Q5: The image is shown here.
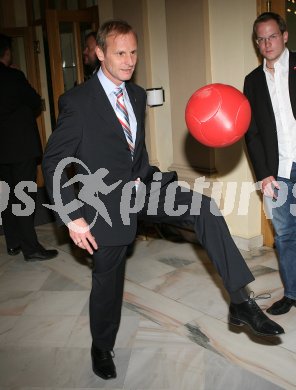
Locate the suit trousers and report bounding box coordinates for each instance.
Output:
[0,159,41,255]
[90,185,254,350]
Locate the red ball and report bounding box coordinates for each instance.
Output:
[185,83,251,148]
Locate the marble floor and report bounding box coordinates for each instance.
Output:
[0,223,295,390]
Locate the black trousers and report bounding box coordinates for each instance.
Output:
[0,159,41,255]
[90,186,254,350]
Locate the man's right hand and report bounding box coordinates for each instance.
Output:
[261,176,280,199]
[68,218,98,255]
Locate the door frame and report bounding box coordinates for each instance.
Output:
[45,7,99,119]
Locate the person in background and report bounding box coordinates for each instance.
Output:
[244,12,296,315]
[43,20,284,381]
[83,31,100,79]
[0,33,58,262]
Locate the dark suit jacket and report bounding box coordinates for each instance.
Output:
[42,76,175,246]
[0,62,42,164]
[244,51,296,181]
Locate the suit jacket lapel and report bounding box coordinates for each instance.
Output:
[257,66,277,127]
[289,51,296,119]
[126,83,143,152]
[88,77,129,145]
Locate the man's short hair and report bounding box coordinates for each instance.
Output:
[85,31,97,41]
[253,12,287,39]
[96,19,137,53]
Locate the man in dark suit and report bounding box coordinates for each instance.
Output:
[83,31,100,80]
[244,12,296,316]
[42,20,284,380]
[0,34,58,261]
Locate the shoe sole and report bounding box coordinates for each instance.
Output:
[266,303,296,316]
[92,364,117,380]
[24,254,58,262]
[229,315,283,337]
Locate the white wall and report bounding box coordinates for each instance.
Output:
[145,0,173,171]
[208,0,262,242]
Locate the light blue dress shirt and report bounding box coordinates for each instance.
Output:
[97,67,137,145]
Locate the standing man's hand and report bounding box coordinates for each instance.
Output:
[68,218,98,255]
[261,176,280,200]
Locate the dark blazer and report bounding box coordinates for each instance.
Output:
[42,75,175,246]
[244,51,296,181]
[0,62,42,164]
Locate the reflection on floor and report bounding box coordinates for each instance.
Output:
[0,223,295,390]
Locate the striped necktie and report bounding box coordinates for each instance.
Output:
[114,87,134,158]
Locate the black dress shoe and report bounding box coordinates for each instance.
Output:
[229,298,284,336]
[24,249,58,261]
[7,246,21,256]
[266,296,296,315]
[91,345,116,380]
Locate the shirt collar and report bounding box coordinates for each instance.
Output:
[97,67,126,96]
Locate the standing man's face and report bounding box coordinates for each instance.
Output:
[0,48,12,67]
[95,32,137,86]
[83,35,98,68]
[255,19,288,64]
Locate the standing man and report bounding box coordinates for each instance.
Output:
[43,20,284,381]
[83,31,100,79]
[0,34,58,262]
[244,12,296,315]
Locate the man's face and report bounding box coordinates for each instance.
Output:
[255,19,288,63]
[95,32,137,86]
[83,35,97,68]
[0,48,12,67]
